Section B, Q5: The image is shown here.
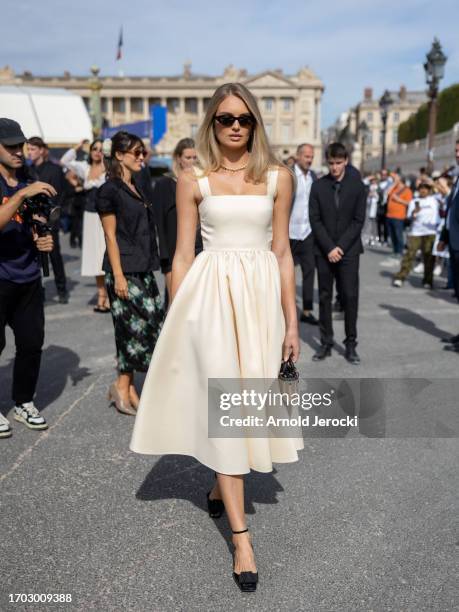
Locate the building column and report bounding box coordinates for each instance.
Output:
[314,95,320,142]
[143,97,149,120]
[197,97,204,118]
[125,97,131,122]
[107,97,114,126]
[161,97,167,106]
[274,97,281,144]
[179,97,185,115]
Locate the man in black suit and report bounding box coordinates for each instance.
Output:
[309,142,366,364]
[289,143,318,325]
[27,137,68,303]
[439,139,459,352]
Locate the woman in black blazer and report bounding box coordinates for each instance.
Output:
[96,131,164,415]
[154,138,203,306]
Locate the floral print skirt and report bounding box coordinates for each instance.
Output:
[105,271,165,373]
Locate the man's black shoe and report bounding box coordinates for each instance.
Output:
[441,334,459,344]
[444,342,459,353]
[345,344,361,365]
[300,313,319,325]
[312,345,332,361]
[58,292,69,304]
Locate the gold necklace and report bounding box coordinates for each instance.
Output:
[220,164,248,173]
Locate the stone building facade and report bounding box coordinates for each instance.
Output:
[0,63,324,163]
[330,86,427,164]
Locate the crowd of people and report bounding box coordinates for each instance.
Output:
[1,119,458,438]
[363,163,457,292]
[0,80,459,591]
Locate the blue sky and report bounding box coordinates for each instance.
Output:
[6,0,459,127]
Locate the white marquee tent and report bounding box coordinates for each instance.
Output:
[0,85,92,144]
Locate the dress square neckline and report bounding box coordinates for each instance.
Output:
[198,169,278,206]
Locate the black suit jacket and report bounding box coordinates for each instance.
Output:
[440,178,459,247]
[27,160,66,208]
[309,171,366,258]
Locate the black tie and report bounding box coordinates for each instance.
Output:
[333,181,341,210]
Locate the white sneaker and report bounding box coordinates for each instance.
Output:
[13,402,48,430]
[434,264,442,277]
[393,279,403,287]
[0,412,12,438]
[413,262,424,274]
[380,257,400,268]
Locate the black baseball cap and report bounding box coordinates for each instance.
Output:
[0,118,27,146]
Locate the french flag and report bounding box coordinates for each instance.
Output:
[116,27,123,61]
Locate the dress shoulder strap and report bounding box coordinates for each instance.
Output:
[197,176,212,199]
[267,168,279,199]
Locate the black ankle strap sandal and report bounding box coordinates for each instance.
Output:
[231,528,258,592]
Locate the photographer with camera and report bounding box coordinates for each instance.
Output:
[0,118,56,439]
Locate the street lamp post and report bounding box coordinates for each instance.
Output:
[424,38,447,174]
[359,120,370,174]
[379,90,393,172]
[89,65,103,139]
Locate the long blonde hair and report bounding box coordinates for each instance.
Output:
[196,82,280,184]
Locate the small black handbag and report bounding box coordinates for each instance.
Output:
[278,357,299,382]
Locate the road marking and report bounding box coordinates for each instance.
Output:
[44,309,104,321]
[0,375,102,485]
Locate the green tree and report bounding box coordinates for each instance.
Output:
[398,83,459,144]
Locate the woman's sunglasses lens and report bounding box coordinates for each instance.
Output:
[215,114,253,127]
[216,115,234,127]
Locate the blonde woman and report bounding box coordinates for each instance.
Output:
[130,83,303,592]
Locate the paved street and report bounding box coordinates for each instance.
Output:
[1,238,458,611]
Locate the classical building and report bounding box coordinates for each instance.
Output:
[328,86,428,164]
[0,63,324,164]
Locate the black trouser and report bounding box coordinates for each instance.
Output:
[70,212,83,247]
[0,278,44,404]
[377,211,388,243]
[450,247,459,301]
[290,235,315,311]
[49,229,67,294]
[316,254,360,346]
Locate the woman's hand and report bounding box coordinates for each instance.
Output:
[114,273,129,300]
[283,327,300,363]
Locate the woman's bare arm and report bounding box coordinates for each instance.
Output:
[271,166,300,361]
[170,171,201,302]
[100,213,123,276]
[100,213,129,299]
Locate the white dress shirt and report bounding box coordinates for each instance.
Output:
[289,164,313,240]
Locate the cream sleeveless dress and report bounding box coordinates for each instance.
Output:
[130,169,304,474]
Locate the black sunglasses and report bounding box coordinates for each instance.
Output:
[128,148,147,159]
[214,113,255,128]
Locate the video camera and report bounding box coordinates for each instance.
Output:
[19,192,61,277]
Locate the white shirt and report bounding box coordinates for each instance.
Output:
[289,164,313,240]
[60,148,106,191]
[407,195,440,236]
